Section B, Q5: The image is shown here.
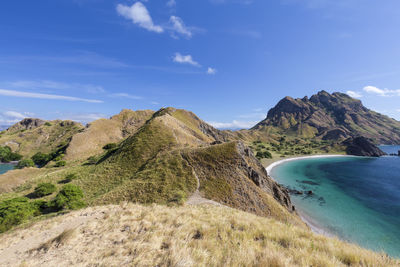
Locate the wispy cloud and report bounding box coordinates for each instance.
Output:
[8,80,105,94]
[116,2,164,33]
[207,67,217,75]
[169,16,192,38]
[0,52,129,69]
[109,93,143,100]
[60,113,106,124]
[208,120,258,129]
[0,89,103,103]
[173,53,201,67]
[346,90,362,98]
[0,110,34,125]
[166,0,176,7]
[363,86,400,97]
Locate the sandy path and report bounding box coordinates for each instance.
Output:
[0,209,104,266]
[186,169,222,206]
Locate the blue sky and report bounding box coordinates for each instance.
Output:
[1,0,400,128]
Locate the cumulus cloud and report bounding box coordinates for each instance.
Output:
[207,67,217,75]
[169,16,192,38]
[0,89,103,103]
[346,90,362,98]
[208,120,258,129]
[116,2,163,33]
[363,85,400,97]
[173,53,200,67]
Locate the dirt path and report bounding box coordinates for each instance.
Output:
[0,209,104,266]
[186,169,222,206]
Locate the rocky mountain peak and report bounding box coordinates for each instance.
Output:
[253,91,400,144]
[7,118,45,132]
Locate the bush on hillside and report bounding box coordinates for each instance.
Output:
[55,160,66,167]
[59,173,77,184]
[32,152,52,167]
[103,143,117,150]
[53,184,85,210]
[0,197,43,233]
[0,146,22,162]
[15,159,35,169]
[256,151,272,159]
[32,183,56,198]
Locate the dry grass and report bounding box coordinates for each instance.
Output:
[0,120,83,158]
[65,109,153,162]
[0,203,397,267]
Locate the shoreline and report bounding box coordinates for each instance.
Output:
[265,154,355,174]
[265,154,354,237]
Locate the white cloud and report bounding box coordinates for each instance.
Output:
[208,120,258,129]
[169,16,192,38]
[363,85,400,97]
[9,80,105,94]
[173,53,200,67]
[207,67,217,75]
[167,0,176,7]
[3,111,26,119]
[116,2,163,33]
[0,89,103,103]
[61,113,106,123]
[346,90,362,98]
[109,93,143,100]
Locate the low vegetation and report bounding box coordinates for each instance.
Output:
[0,204,397,266]
[15,159,35,169]
[0,146,22,163]
[32,183,57,198]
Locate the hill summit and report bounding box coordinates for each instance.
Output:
[253,91,400,144]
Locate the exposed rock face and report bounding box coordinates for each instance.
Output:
[253,91,400,144]
[342,136,386,157]
[7,118,45,132]
[236,142,294,211]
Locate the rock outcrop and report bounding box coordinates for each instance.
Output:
[252,91,400,144]
[7,118,45,132]
[342,136,386,157]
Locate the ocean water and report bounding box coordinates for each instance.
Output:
[270,150,400,258]
[0,164,13,175]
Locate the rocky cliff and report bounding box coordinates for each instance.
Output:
[252,91,400,144]
[342,136,386,157]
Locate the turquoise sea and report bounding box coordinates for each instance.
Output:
[0,164,13,175]
[270,147,400,258]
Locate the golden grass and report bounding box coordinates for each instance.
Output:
[0,120,83,158]
[0,203,397,267]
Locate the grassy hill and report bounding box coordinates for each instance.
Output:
[0,119,84,158]
[0,106,398,265]
[0,203,397,267]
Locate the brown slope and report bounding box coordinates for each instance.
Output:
[65,109,154,161]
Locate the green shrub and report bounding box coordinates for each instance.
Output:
[63,173,77,183]
[53,184,85,210]
[255,151,272,159]
[15,159,35,169]
[0,197,42,233]
[0,146,22,162]
[44,122,52,126]
[32,152,52,167]
[55,160,66,167]
[86,156,98,165]
[103,143,117,150]
[33,183,56,198]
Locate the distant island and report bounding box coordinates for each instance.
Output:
[0,92,399,266]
